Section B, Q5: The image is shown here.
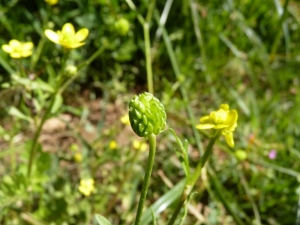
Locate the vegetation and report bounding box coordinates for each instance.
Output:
[0,0,300,224]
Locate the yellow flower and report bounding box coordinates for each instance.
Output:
[2,40,34,58]
[74,152,82,163]
[78,178,95,196]
[44,23,89,49]
[196,104,238,147]
[132,140,147,151]
[45,0,58,5]
[120,114,130,125]
[109,140,117,150]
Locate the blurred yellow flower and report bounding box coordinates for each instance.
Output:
[132,140,147,151]
[74,152,82,163]
[45,0,58,5]
[109,140,117,150]
[196,104,238,147]
[2,40,34,58]
[44,23,89,49]
[78,178,95,196]
[120,114,130,125]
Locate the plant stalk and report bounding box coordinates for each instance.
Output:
[167,133,220,225]
[27,95,56,178]
[143,22,154,94]
[134,133,157,225]
[27,50,69,178]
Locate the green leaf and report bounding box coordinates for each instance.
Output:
[7,106,33,123]
[169,128,190,178]
[46,63,57,87]
[178,192,197,225]
[51,94,63,114]
[0,53,14,74]
[12,74,54,93]
[95,214,112,225]
[150,207,157,225]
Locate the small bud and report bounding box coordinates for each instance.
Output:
[235,149,247,161]
[65,64,77,76]
[114,18,130,36]
[129,92,166,137]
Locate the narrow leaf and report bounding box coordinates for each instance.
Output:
[95,214,112,225]
[51,94,63,114]
[7,106,32,123]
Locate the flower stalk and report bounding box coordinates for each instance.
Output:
[129,92,166,225]
[167,132,220,225]
[134,133,156,225]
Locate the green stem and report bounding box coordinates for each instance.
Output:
[143,22,154,94]
[167,132,220,225]
[30,37,46,71]
[125,0,145,24]
[59,46,105,95]
[134,133,157,225]
[27,50,69,178]
[27,95,56,178]
[125,0,155,94]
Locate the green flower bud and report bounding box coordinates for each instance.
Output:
[235,149,247,161]
[114,18,130,36]
[129,92,166,137]
[65,64,77,76]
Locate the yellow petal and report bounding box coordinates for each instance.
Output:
[220,104,229,111]
[45,30,60,43]
[22,42,34,51]
[21,51,33,58]
[67,42,85,49]
[2,44,13,53]
[62,23,75,35]
[214,124,230,129]
[86,178,94,186]
[196,124,215,129]
[225,110,238,125]
[9,39,21,48]
[10,52,22,58]
[224,132,234,147]
[227,122,237,132]
[75,28,89,42]
[199,115,210,123]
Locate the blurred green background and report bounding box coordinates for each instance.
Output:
[0,0,300,224]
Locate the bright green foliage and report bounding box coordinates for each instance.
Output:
[129,92,166,137]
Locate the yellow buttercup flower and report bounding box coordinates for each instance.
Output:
[132,140,147,151]
[109,140,117,150]
[74,152,83,163]
[196,104,238,147]
[120,114,130,125]
[45,0,59,5]
[44,23,89,49]
[2,40,34,58]
[78,178,95,196]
